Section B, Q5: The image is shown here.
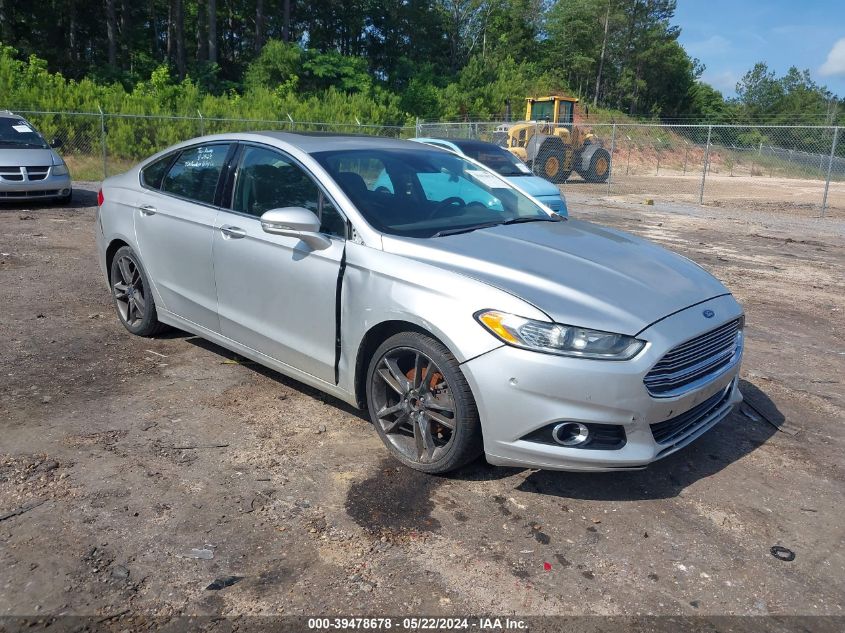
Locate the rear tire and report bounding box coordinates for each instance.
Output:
[109,245,168,337]
[366,331,483,474]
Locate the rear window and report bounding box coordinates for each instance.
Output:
[454,142,532,177]
[161,144,231,205]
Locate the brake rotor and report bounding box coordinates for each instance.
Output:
[405,366,447,435]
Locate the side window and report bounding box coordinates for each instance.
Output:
[140,155,173,189]
[233,146,319,217]
[233,146,346,237]
[318,194,347,238]
[161,144,231,205]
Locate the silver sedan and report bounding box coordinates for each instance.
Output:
[95,132,744,473]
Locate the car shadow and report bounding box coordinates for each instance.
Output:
[182,334,368,421]
[0,188,98,211]
[154,329,783,498]
[448,378,782,499]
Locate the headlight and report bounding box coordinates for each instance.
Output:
[52,163,69,176]
[475,309,645,360]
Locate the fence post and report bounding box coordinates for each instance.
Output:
[198,109,205,136]
[415,117,422,137]
[607,123,616,195]
[821,126,839,218]
[98,105,107,179]
[699,125,712,204]
[683,142,689,175]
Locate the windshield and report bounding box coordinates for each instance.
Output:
[0,118,48,149]
[453,141,534,177]
[313,147,552,238]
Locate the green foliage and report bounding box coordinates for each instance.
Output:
[438,55,558,120]
[2,0,842,133]
[244,40,301,95]
[301,51,372,94]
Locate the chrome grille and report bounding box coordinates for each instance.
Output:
[644,318,742,397]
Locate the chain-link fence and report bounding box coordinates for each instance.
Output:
[418,120,844,217]
[9,110,415,183]
[7,110,844,217]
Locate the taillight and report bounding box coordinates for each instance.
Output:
[97,189,104,206]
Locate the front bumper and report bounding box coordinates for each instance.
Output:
[461,295,744,471]
[0,167,72,200]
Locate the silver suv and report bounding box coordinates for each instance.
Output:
[0,111,72,203]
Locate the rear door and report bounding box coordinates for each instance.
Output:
[134,142,233,332]
[212,144,347,382]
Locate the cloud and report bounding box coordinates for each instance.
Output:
[820,38,845,77]
[686,35,733,59]
[701,69,741,95]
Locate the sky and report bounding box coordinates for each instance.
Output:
[674,0,845,98]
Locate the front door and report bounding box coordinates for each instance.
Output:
[134,142,232,333]
[212,144,347,383]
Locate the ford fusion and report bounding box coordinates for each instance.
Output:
[95,133,744,473]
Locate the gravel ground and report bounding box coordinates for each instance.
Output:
[0,183,843,626]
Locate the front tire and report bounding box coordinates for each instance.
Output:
[109,245,167,337]
[366,331,483,474]
[583,147,611,183]
[535,137,572,184]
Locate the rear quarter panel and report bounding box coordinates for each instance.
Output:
[97,170,143,284]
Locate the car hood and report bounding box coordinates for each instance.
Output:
[505,175,561,199]
[382,219,729,336]
[0,148,57,166]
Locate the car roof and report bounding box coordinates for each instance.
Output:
[256,131,421,154]
[434,138,504,151]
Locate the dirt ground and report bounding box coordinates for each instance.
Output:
[1,183,843,627]
[563,172,845,219]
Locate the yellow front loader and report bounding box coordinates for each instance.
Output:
[494,96,611,184]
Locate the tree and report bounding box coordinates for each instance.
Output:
[244,39,301,93]
[736,63,782,119]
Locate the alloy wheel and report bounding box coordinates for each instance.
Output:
[371,346,457,464]
[112,254,147,327]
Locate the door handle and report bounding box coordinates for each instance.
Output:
[139,204,157,216]
[220,225,246,239]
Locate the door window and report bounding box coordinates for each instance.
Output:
[232,146,346,237]
[161,144,231,204]
[141,154,174,189]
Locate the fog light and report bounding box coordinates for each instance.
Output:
[552,422,590,446]
[60,189,70,196]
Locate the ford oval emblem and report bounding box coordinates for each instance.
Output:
[703,309,715,318]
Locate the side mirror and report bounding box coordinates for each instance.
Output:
[50,138,63,148]
[260,207,332,251]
